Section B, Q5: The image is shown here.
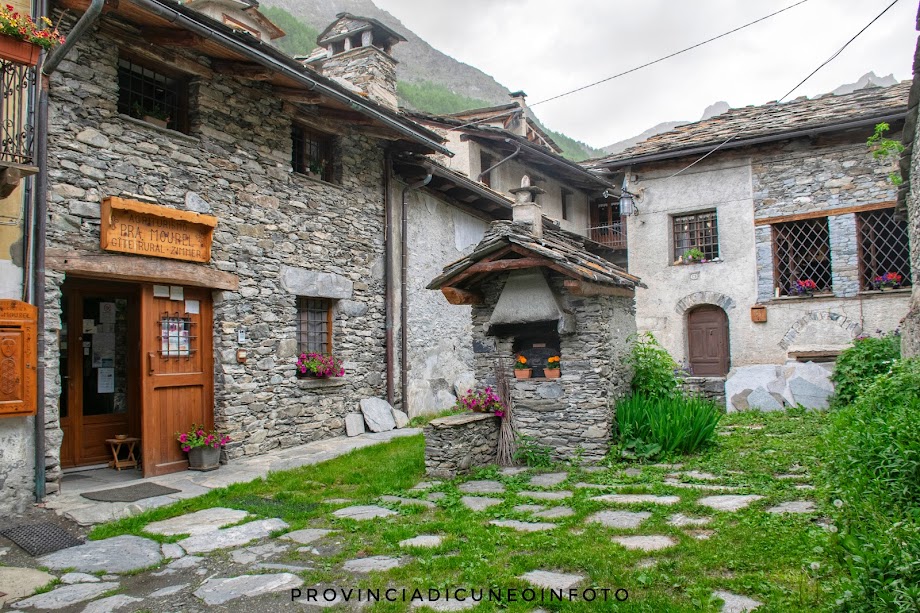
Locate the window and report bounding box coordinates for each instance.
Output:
[479,150,494,188]
[857,207,912,290]
[589,199,626,249]
[117,56,188,133]
[672,211,719,261]
[297,297,332,355]
[772,217,832,296]
[292,124,334,182]
[561,189,573,221]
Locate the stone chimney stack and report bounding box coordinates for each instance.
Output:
[510,175,545,239]
[508,91,529,137]
[306,13,407,111]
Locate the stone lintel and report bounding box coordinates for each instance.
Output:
[429,412,498,428]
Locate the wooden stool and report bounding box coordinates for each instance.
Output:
[105,437,140,471]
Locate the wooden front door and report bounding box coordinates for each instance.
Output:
[60,281,140,468]
[687,305,730,377]
[140,285,214,477]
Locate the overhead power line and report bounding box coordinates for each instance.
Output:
[529,0,813,108]
[665,0,902,179]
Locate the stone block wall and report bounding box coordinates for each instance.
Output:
[424,413,500,478]
[680,377,726,406]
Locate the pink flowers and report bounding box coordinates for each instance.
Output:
[873,272,903,289]
[296,352,345,378]
[175,424,231,452]
[455,386,506,416]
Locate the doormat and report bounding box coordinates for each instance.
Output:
[0,523,84,556]
[81,483,181,503]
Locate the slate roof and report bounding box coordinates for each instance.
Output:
[316,12,406,46]
[588,82,911,169]
[427,220,641,290]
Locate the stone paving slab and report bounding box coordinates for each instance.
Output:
[688,529,715,540]
[518,490,572,500]
[489,520,556,532]
[623,467,642,477]
[410,481,440,491]
[499,467,529,476]
[38,535,162,574]
[194,573,304,605]
[230,542,288,565]
[342,555,402,572]
[81,594,143,613]
[149,584,188,598]
[697,495,764,512]
[667,514,713,527]
[519,570,584,591]
[533,506,575,519]
[573,482,623,489]
[254,562,313,572]
[10,582,119,610]
[712,590,763,612]
[612,535,677,551]
[160,543,185,559]
[669,470,719,481]
[581,466,607,473]
[587,510,651,529]
[427,492,447,502]
[461,496,503,511]
[513,504,546,513]
[178,518,289,554]
[60,572,100,584]
[0,567,55,607]
[399,535,443,548]
[332,505,397,521]
[458,480,505,494]
[766,500,816,514]
[144,507,249,536]
[591,494,680,505]
[380,495,437,509]
[795,484,816,490]
[528,472,568,487]
[281,529,338,544]
[664,479,741,491]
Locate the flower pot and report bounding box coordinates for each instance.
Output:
[0,35,41,66]
[187,446,221,471]
[879,286,897,292]
[143,115,168,129]
[514,368,532,380]
[543,368,561,379]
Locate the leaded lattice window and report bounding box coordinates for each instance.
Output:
[673,211,719,261]
[857,208,912,290]
[117,57,187,133]
[772,218,832,296]
[297,297,332,355]
[292,125,334,182]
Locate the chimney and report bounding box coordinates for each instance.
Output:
[508,91,528,137]
[509,175,545,239]
[306,13,406,111]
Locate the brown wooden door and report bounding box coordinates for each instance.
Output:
[60,281,140,467]
[687,305,730,376]
[140,285,214,477]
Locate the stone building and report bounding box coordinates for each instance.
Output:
[587,83,912,410]
[428,189,639,462]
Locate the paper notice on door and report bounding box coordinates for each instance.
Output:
[185,299,199,315]
[82,319,95,334]
[98,368,114,393]
[169,286,184,301]
[153,285,170,298]
[99,302,116,324]
[92,333,116,367]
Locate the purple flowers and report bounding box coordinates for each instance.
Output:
[297,352,345,378]
[455,386,506,416]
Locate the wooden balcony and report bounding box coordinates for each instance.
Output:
[590,218,628,250]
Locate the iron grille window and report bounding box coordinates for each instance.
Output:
[857,208,911,290]
[1,60,35,165]
[772,217,832,296]
[672,211,719,261]
[297,297,332,355]
[117,57,187,133]
[292,125,334,182]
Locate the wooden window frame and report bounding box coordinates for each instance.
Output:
[771,217,833,296]
[856,207,912,290]
[672,210,719,261]
[297,297,333,358]
[116,52,190,134]
[292,124,335,183]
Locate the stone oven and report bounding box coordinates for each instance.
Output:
[428,183,640,463]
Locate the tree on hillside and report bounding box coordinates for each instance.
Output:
[262,6,320,57]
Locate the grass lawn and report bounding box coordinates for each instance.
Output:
[91,408,843,611]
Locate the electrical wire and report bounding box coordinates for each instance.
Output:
[529,0,813,108]
[663,0,902,179]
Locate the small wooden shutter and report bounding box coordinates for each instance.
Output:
[0,300,37,417]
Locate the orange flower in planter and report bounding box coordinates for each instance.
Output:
[514,355,528,370]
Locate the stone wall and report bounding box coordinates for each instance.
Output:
[424,412,500,478]
[902,97,920,357]
[0,416,35,513]
[680,377,726,406]
[41,19,390,489]
[470,273,635,463]
[319,46,398,111]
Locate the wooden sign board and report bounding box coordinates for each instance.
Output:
[0,300,37,418]
[101,197,218,263]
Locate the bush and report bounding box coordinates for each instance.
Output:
[830,332,901,408]
[615,394,722,458]
[513,434,553,467]
[628,332,682,399]
[824,358,920,611]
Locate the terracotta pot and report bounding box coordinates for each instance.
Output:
[187,446,221,471]
[544,368,561,379]
[514,368,532,379]
[0,35,41,66]
[879,286,897,292]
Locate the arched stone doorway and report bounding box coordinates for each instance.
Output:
[687,305,730,376]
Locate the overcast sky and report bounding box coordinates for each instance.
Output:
[373,0,917,149]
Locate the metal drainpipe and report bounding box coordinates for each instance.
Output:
[383,150,394,406]
[30,0,103,502]
[400,172,431,412]
[477,143,521,182]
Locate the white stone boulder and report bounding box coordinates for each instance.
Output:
[782,361,834,409]
[359,398,397,432]
[725,365,788,412]
[345,413,365,437]
[391,408,410,428]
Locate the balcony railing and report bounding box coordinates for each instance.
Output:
[1,58,35,167]
[589,218,628,250]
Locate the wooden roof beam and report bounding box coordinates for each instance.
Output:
[140,27,205,47]
[274,87,325,105]
[212,61,275,81]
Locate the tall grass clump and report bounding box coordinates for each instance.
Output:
[829,331,900,408]
[824,358,920,611]
[616,394,722,458]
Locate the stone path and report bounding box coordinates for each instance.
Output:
[332,505,397,520]
[713,589,763,612]
[528,472,568,487]
[519,570,584,591]
[489,520,556,532]
[193,573,303,605]
[613,535,677,551]
[461,496,503,511]
[697,495,764,512]
[518,490,572,500]
[591,494,681,505]
[458,480,505,494]
[588,510,651,529]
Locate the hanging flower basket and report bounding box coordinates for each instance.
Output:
[0,34,40,65]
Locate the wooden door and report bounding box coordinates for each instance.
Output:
[687,305,730,376]
[140,285,213,477]
[60,282,140,467]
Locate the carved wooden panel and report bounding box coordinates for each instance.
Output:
[0,299,37,417]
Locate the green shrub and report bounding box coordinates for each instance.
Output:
[824,358,920,611]
[830,332,901,408]
[513,434,553,468]
[628,332,682,399]
[615,394,722,458]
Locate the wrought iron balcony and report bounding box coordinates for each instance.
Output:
[0,56,37,196]
[589,218,628,250]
